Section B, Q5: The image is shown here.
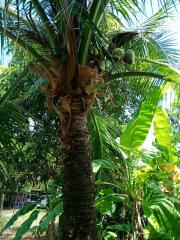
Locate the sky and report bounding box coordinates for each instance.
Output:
[165,12,180,50]
[150,2,180,50]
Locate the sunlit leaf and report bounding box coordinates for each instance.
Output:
[154,106,176,161]
[92,159,118,173]
[0,203,37,236]
[14,210,39,240]
[120,87,161,151]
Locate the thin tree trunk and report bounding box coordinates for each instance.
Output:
[44,181,56,240]
[0,192,4,224]
[47,223,56,240]
[62,96,96,240]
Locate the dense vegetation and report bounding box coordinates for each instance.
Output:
[0,0,179,239]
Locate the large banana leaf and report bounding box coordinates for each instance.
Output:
[120,87,161,152]
[154,107,171,148]
[142,184,180,239]
[154,106,176,161]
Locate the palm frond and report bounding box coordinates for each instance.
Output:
[31,0,60,52]
[106,0,180,64]
[106,70,179,84]
[88,108,122,160]
[79,0,110,65]
[0,66,30,104]
[0,100,27,123]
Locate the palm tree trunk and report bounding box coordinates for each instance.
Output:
[61,96,96,240]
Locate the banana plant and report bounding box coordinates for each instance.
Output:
[120,86,161,152]
[142,183,180,239]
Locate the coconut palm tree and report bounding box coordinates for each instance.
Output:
[0,0,179,239]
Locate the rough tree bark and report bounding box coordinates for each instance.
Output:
[31,46,101,239]
[62,96,96,240]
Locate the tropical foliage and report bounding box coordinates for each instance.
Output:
[0,0,180,239]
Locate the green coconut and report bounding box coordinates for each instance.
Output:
[112,48,125,59]
[123,49,135,65]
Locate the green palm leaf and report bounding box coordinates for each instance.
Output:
[88,109,120,160]
[0,203,37,236]
[14,210,39,240]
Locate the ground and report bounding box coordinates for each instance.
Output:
[0,209,47,239]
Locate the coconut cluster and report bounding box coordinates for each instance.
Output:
[112,48,135,65]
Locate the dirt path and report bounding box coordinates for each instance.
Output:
[1,229,47,240]
[1,230,34,240]
[0,209,47,240]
